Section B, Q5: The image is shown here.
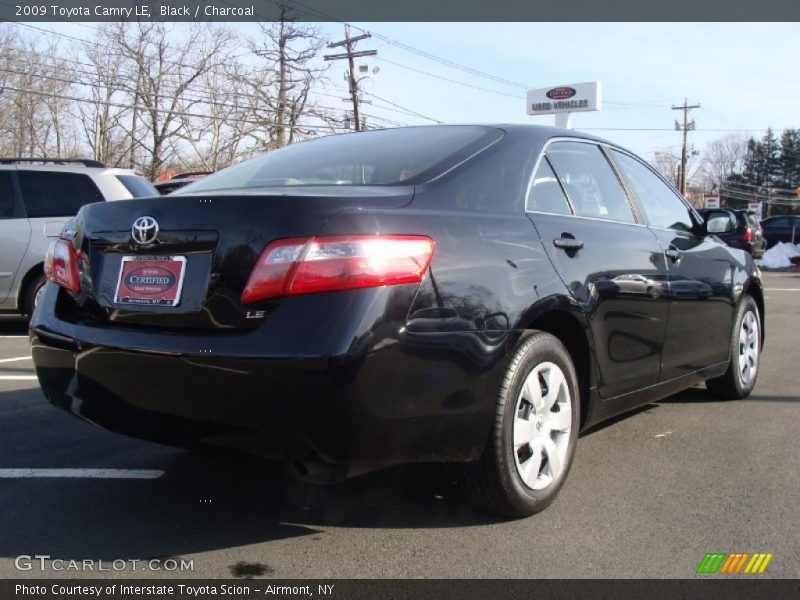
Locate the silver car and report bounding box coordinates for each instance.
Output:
[0,159,158,317]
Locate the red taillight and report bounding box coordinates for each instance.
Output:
[744,226,753,242]
[241,235,435,304]
[44,239,81,294]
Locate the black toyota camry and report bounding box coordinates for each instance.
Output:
[31,125,764,517]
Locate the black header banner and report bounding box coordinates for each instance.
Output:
[5,579,800,600]
[1,0,798,22]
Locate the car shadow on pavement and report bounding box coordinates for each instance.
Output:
[0,387,501,565]
[0,317,28,336]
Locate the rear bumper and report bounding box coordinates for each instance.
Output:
[31,286,510,465]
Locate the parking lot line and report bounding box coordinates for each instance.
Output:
[0,376,38,380]
[0,356,32,363]
[0,468,164,479]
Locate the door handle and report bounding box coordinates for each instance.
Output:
[553,237,585,252]
[665,248,682,262]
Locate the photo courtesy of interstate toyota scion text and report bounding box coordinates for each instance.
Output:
[31,125,765,517]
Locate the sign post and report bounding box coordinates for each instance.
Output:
[526,82,602,129]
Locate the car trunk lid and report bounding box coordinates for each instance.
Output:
[63,186,414,330]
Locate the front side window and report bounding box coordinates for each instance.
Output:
[18,171,104,218]
[545,142,635,223]
[526,158,572,215]
[611,150,693,232]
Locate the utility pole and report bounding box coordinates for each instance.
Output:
[325,25,377,132]
[672,98,700,196]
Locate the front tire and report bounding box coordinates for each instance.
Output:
[462,332,580,517]
[706,295,761,399]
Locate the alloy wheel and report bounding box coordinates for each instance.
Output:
[738,310,759,387]
[513,361,572,491]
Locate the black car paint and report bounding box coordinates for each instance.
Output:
[30,125,765,467]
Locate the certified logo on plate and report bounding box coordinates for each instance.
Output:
[123,266,177,295]
[114,256,187,306]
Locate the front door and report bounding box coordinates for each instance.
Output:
[608,149,735,380]
[526,141,669,399]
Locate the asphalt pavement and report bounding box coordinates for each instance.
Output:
[1,272,798,579]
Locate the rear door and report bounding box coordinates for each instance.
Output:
[526,140,669,398]
[18,169,106,262]
[608,149,735,379]
[0,170,30,303]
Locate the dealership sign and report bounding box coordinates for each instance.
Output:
[526,82,602,116]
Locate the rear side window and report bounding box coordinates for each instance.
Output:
[116,175,158,198]
[546,142,635,223]
[18,171,104,218]
[610,150,693,232]
[178,126,503,193]
[0,172,15,219]
[526,159,572,215]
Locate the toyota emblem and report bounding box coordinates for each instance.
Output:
[131,216,159,245]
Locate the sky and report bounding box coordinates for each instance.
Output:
[38,21,800,163]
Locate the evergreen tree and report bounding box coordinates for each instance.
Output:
[779,129,800,189]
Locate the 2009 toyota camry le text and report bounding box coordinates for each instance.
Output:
[31,125,764,517]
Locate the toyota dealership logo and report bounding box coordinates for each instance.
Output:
[131,216,159,245]
[546,87,577,100]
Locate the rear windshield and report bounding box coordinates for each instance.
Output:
[176,126,502,193]
[116,175,159,198]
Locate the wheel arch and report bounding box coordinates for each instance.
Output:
[743,276,765,348]
[17,261,45,313]
[519,304,597,430]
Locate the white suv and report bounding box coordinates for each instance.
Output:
[0,159,158,317]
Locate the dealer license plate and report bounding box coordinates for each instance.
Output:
[114,256,187,307]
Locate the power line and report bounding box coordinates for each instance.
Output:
[324,25,377,132]
[0,60,413,130]
[0,83,355,131]
[270,0,532,90]
[672,98,701,195]
[376,58,524,100]
[359,91,441,124]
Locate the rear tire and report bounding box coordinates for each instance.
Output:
[706,295,760,400]
[462,332,580,518]
[23,273,47,319]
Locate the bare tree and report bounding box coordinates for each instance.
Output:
[697,134,748,189]
[175,45,255,171]
[243,9,332,150]
[106,22,232,178]
[0,30,79,157]
[76,28,132,166]
[651,150,681,187]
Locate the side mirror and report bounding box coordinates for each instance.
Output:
[702,210,736,235]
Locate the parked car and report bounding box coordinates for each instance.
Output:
[31,126,764,517]
[760,214,800,248]
[154,171,213,195]
[0,158,158,317]
[698,208,767,258]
